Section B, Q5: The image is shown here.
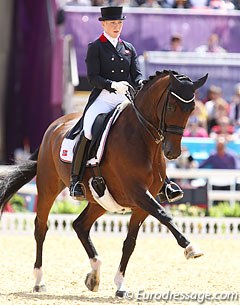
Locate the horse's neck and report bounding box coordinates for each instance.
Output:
[135,77,168,125]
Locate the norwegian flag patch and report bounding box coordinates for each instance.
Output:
[62,150,68,157]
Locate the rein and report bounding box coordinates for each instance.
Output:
[127,85,186,145]
[131,102,164,144]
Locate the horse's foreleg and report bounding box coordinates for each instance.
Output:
[115,209,148,297]
[72,202,106,292]
[135,189,203,258]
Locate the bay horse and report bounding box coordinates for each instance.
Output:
[0,70,207,296]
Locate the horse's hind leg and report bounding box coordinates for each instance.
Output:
[115,208,148,297]
[33,176,64,292]
[72,202,105,292]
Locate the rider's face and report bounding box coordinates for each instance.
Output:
[101,20,124,39]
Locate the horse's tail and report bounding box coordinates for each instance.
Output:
[0,148,39,215]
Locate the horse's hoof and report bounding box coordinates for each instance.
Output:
[85,272,99,292]
[33,285,46,292]
[184,244,204,260]
[115,290,126,298]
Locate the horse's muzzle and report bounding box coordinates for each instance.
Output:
[164,146,181,160]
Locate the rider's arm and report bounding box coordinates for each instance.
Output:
[128,44,143,90]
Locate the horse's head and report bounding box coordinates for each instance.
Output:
[160,71,208,159]
[133,70,208,160]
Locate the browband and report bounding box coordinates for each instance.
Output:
[171,91,195,103]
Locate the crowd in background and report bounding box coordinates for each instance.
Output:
[65,0,240,10]
[167,79,240,170]
[183,81,240,141]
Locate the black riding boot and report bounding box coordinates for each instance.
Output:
[158,177,184,203]
[69,135,90,199]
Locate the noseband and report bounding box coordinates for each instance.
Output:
[131,87,190,144]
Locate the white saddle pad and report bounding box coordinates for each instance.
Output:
[60,100,130,165]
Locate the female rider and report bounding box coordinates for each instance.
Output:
[69,6,183,204]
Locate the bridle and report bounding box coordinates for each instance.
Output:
[128,81,194,145]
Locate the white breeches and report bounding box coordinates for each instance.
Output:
[83,89,126,140]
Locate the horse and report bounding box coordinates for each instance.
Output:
[0,70,208,296]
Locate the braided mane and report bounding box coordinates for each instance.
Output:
[142,70,192,88]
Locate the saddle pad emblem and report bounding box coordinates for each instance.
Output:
[62,150,68,157]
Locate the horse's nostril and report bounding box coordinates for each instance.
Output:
[166,152,174,160]
[166,151,180,160]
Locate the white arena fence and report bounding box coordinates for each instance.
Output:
[1,167,240,207]
[0,166,240,237]
[0,213,239,238]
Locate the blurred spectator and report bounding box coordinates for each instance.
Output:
[208,0,235,9]
[208,0,226,9]
[199,136,238,205]
[134,0,147,5]
[209,116,235,141]
[204,85,229,133]
[192,98,208,129]
[141,0,161,6]
[234,0,240,9]
[224,0,235,9]
[199,136,237,169]
[191,0,208,7]
[91,0,108,5]
[202,84,219,104]
[163,34,186,52]
[229,83,240,128]
[184,116,209,137]
[110,0,135,5]
[172,0,193,7]
[158,0,173,7]
[195,33,227,53]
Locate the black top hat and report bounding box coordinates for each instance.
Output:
[98,6,126,21]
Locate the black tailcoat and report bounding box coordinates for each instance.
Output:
[84,34,143,114]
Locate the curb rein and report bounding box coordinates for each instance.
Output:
[126,85,185,145]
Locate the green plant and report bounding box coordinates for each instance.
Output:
[50,199,88,214]
[168,203,206,217]
[209,202,240,217]
[9,194,28,212]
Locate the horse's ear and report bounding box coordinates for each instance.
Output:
[193,73,208,91]
[169,71,181,89]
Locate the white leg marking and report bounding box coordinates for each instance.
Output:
[85,257,102,292]
[33,267,44,286]
[90,257,102,276]
[114,269,126,291]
